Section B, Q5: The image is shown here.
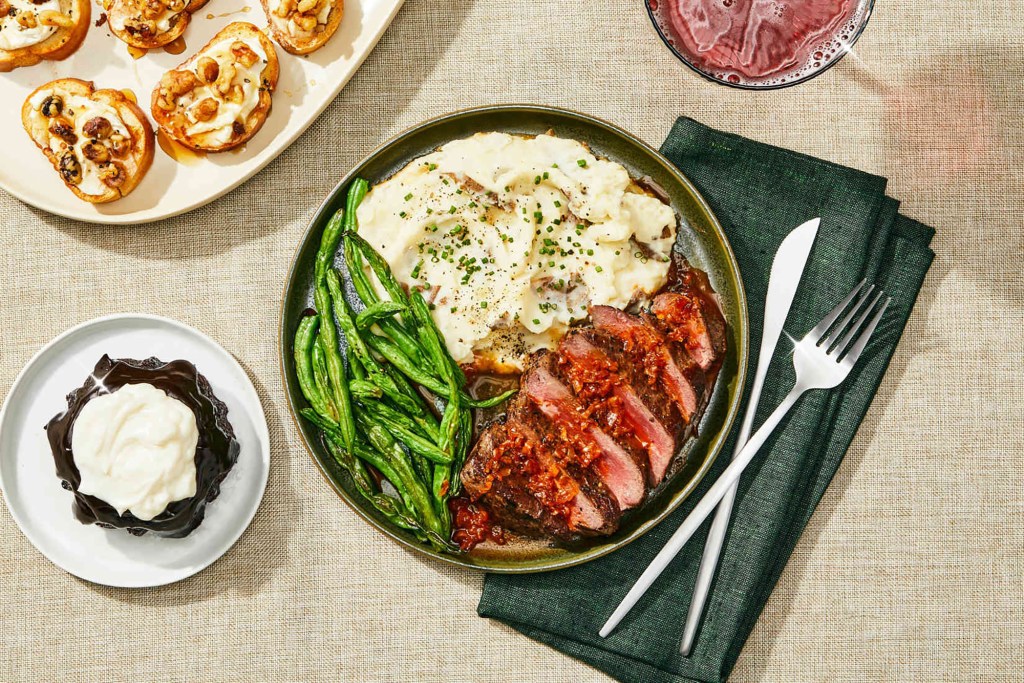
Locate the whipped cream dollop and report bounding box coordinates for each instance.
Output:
[71,382,199,521]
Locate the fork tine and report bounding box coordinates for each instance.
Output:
[821,284,877,350]
[807,279,867,343]
[831,290,884,356]
[841,296,890,366]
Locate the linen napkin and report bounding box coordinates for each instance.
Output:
[478,117,935,683]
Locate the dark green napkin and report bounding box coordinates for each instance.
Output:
[478,117,935,683]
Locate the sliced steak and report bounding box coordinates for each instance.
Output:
[558,332,677,485]
[458,260,727,545]
[461,389,620,540]
[520,354,646,510]
[657,254,728,373]
[590,305,703,425]
[508,402,621,535]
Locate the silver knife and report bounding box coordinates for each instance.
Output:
[679,217,820,655]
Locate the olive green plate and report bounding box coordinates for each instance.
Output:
[280,105,748,572]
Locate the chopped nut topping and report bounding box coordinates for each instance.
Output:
[82,116,113,139]
[82,141,110,163]
[230,41,259,68]
[15,10,37,28]
[40,95,63,118]
[214,63,237,95]
[141,0,162,20]
[273,0,294,18]
[49,118,77,145]
[192,97,219,121]
[196,56,219,84]
[155,92,176,111]
[124,17,155,37]
[59,153,82,185]
[294,13,316,31]
[109,133,130,157]
[99,162,127,189]
[224,84,245,105]
[38,9,74,26]
[162,69,199,97]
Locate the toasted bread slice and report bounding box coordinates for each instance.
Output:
[22,78,155,203]
[261,0,342,55]
[0,0,89,72]
[151,22,279,153]
[104,0,207,49]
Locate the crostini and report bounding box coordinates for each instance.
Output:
[22,78,155,203]
[0,0,89,72]
[151,22,279,153]
[104,0,207,49]
[260,0,342,55]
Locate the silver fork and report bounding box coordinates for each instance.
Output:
[599,280,891,638]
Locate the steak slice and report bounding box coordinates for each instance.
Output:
[508,402,621,535]
[461,393,620,540]
[521,354,646,510]
[651,292,726,373]
[558,332,677,485]
[590,304,704,425]
[656,254,728,373]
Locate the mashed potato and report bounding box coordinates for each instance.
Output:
[356,132,677,368]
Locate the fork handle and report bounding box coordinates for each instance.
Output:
[599,384,807,638]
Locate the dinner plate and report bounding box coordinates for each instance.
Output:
[280,105,749,572]
[0,0,405,224]
[0,314,271,587]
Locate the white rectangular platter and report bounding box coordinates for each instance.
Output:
[0,0,404,224]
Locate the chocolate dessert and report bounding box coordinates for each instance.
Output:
[46,355,240,538]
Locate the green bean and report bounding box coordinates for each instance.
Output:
[350,379,383,400]
[342,178,369,232]
[363,403,453,465]
[311,337,337,419]
[348,350,366,381]
[325,269,417,414]
[465,390,517,409]
[314,209,345,283]
[364,332,450,395]
[347,231,411,310]
[303,409,396,492]
[293,315,331,417]
[357,411,444,536]
[356,300,406,330]
[343,234,426,364]
[322,438,419,532]
[308,415,406,520]
[362,396,437,443]
[382,365,441,441]
[314,282,355,450]
[407,288,466,386]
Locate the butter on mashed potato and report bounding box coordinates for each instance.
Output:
[356,132,677,368]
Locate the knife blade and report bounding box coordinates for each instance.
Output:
[678,217,820,655]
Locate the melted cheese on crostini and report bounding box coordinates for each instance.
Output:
[181,34,267,146]
[27,89,131,196]
[0,0,61,51]
[356,133,677,368]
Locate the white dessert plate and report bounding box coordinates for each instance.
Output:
[0,0,405,224]
[0,314,271,587]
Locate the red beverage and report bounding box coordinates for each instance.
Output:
[648,0,873,87]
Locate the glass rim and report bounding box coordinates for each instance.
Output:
[644,0,877,91]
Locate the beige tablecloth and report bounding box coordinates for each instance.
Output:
[1,1,1021,680]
